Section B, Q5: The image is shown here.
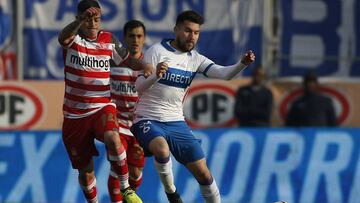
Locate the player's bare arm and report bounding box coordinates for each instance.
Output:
[127,58,153,77]
[134,62,168,93]
[58,7,100,47]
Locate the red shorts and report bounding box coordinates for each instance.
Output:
[62,105,118,169]
[120,133,145,168]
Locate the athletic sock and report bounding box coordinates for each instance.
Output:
[129,172,143,190]
[109,149,130,190]
[107,172,123,203]
[80,178,98,203]
[199,179,221,203]
[154,157,176,194]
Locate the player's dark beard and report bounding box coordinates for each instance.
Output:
[175,38,194,52]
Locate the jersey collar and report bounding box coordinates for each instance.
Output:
[160,39,192,56]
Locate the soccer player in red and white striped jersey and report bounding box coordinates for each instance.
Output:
[108,20,146,203]
[58,1,151,203]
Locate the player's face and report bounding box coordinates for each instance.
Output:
[174,20,200,52]
[124,27,146,57]
[80,14,101,40]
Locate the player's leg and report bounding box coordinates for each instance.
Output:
[108,134,145,202]
[186,159,220,203]
[96,106,142,203]
[131,120,182,203]
[62,117,100,203]
[107,133,128,203]
[128,165,143,190]
[127,138,145,190]
[78,160,99,203]
[167,121,220,203]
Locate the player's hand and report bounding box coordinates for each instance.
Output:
[241,50,256,66]
[156,62,168,78]
[143,64,153,78]
[77,7,101,21]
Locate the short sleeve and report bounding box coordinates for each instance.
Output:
[196,53,215,76]
[111,35,129,65]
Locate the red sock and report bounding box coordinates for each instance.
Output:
[109,151,130,190]
[108,173,123,202]
[80,178,98,203]
[129,173,143,191]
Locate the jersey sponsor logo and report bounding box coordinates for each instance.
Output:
[279,86,350,124]
[158,67,195,89]
[183,83,236,128]
[69,54,110,70]
[0,85,44,130]
[111,81,136,94]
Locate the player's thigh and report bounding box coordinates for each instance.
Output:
[94,105,122,151]
[131,120,168,156]
[94,105,119,141]
[62,117,98,169]
[167,122,205,164]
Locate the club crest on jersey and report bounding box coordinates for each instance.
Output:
[162,57,171,63]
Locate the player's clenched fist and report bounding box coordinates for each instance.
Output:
[241,50,256,66]
[156,62,168,78]
[77,7,101,21]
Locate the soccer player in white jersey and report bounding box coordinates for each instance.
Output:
[58,1,151,203]
[130,10,255,203]
[108,20,146,203]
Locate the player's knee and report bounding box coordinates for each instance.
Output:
[104,131,122,152]
[78,166,95,185]
[195,170,213,185]
[149,137,169,158]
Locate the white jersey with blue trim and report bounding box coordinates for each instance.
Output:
[134,39,214,122]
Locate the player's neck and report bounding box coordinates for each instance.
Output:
[170,40,180,52]
[131,52,143,59]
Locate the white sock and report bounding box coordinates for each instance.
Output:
[154,158,176,194]
[200,179,221,203]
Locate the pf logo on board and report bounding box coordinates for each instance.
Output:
[0,85,44,130]
[183,83,236,129]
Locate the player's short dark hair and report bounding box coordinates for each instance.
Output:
[176,10,204,26]
[123,20,146,36]
[77,0,101,14]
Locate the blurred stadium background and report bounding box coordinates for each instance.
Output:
[0,0,359,202]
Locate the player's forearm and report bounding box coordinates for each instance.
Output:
[127,58,148,71]
[205,61,247,80]
[58,19,83,46]
[135,73,159,93]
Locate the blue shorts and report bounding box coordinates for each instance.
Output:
[130,120,205,164]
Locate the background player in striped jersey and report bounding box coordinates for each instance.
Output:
[108,20,147,203]
[58,1,151,202]
[130,10,255,203]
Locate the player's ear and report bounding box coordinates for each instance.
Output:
[173,26,178,32]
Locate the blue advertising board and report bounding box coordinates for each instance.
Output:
[279,0,360,77]
[1,128,360,203]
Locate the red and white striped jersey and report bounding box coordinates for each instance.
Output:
[62,31,129,119]
[110,57,141,137]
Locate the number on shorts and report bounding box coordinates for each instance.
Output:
[139,121,151,134]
